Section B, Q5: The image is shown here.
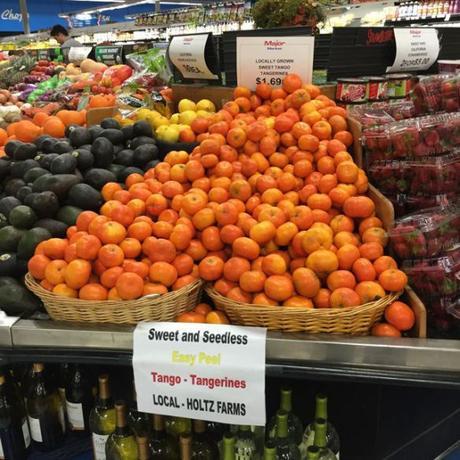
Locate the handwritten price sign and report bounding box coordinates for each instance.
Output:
[133,322,266,425]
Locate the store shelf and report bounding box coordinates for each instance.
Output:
[0,319,459,387]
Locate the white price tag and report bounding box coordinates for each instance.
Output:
[168,34,218,80]
[387,28,440,72]
[236,36,315,90]
[133,322,267,426]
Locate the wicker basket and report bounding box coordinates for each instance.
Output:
[25,273,202,324]
[206,285,400,334]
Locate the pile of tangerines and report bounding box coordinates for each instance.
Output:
[27,74,411,334]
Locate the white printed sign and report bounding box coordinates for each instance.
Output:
[133,322,267,425]
[168,34,218,80]
[237,36,315,90]
[387,28,440,72]
[68,46,92,65]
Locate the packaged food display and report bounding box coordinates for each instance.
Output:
[386,73,412,99]
[441,75,460,112]
[389,206,460,259]
[412,74,459,114]
[336,77,368,104]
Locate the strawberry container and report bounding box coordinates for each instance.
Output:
[389,120,421,158]
[441,75,460,113]
[428,295,460,335]
[405,193,458,214]
[389,206,460,259]
[402,247,460,298]
[384,99,417,121]
[362,126,392,165]
[368,161,410,194]
[412,74,450,114]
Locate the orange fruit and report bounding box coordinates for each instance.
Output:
[116,272,144,300]
[292,267,320,297]
[239,270,266,293]
[384,301,415,331]
[53,284,78,298]
[45,260,67,285]
[306,249,338,277]
[79,284,108,300]
[355,281,386,303]
[198,256,224,281]
[149,262,178,287]
[330,287,361,308]
[206,311,230,324]
[371,323,401,337]
[223,257,251,282]
[327,270,356,291]
[28,254,51,280]
[64,259,92,290]
[378,269,408,292]
[264,275,294,302]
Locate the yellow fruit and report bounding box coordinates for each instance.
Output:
[152,116,169,129]
[179,110,198,126]
[178,99,196,113]
[196,110,212,119]
[196,99,216,112]
[263,117,275,128]
[170,113,180,124]
[158,126,180,143]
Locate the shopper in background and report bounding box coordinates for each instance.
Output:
[50,25,81,49]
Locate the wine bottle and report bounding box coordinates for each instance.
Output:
[192,419,219,459]
[207,421,226,445]
[105,401,138,460]
[274,410,300,460]
[180,433,192,460]
[165,416,192,439]
[90,374,116,460]
[150,414,179,459]
[312,419,335,460]
[222,432,235,460]
[57,363,70,412]
[263,443,276,460]
[66,364,94,433]
[267,388,303,445]
[300,395,339,458]
[0,372,30,459]
[306,446,320,460]
[137,436,151,460]
[235,425,259,459]
[128,388,150,437]
[26,363,65,451]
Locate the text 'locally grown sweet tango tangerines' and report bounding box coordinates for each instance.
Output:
[29,73,409,327]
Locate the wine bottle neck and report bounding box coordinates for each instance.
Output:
[313,418,327,448]
[276,410,289,439]
[222,434,235,460]
[315,395,328,421]
[280,388,292,412]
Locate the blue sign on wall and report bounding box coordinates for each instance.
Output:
[0,1,168,33]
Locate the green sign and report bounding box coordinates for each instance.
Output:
[95,46,123,65]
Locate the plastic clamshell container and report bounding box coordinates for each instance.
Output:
[402,246,460,298]
[389,206,460,259]
[412,74,455,114]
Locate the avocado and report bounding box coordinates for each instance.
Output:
[89,125,104,141]
[101,118,121,130]
[80,144,92,151]
[56,205,82,226]
[10,159,40,179]
[15,186,33,202]
[114,149,134,166]
[91,137,114,168]
[133,144,158,167]
[9,205,37,229]
[0,276,20,288]
[84,168,117,190]
[68,126,92,148]
[68,183,103,211]
[0,197,22,218]
[35,153,60,171]
[24,191,60,218]
[107,164,125,177]
[23,167,50,184]
[40,137,58,154]
[130,136,156,150]
[71,149,94,171]
[0,283,42,316]
[50,153,77,175]
[54,141,73,154]
[118,166,144,182]
[143,159,160,171]
[4,140,21,158]
[0,159,11,181]
[121,124,134,142]
[0,227,25,252]
[0,253,22,277]
[34,218,67,237]
[0,214,8,229]
[32,174,81,201]
[12,143,38,161]
[4,178,26,197]
[133,120,153,137]
[34,135,52,150]
[64,124,79,138]
[98,128,124,145]
[17,227,52,260]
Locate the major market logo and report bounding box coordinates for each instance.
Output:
[264,40,286,50]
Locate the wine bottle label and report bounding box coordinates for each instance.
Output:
[0,438,4,459]
[92,433,109,460]
[28,416,43,443]
[337,452,340,460]
[66,400,85,430]
[22,419,31,448]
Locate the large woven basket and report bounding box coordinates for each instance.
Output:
[205,285,400,334]
[25,273,202,324]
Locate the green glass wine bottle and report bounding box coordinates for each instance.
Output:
[222,432,235,460]
[89,374,116,460]
[312,419,336,460]
[263,443,276,460]
[137,436,151,460]
[105,401,138,460]
[0,372,30,459]
[300,395,339,458]
[274,410,300,460]
[165,416,192,439]
[128,387,150,438]
[306,446,320,460]
[192,419,219,459]
[180,433,192,460]
[267,388,303,445]
[235,425,259,459]
[150,414,179,459]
